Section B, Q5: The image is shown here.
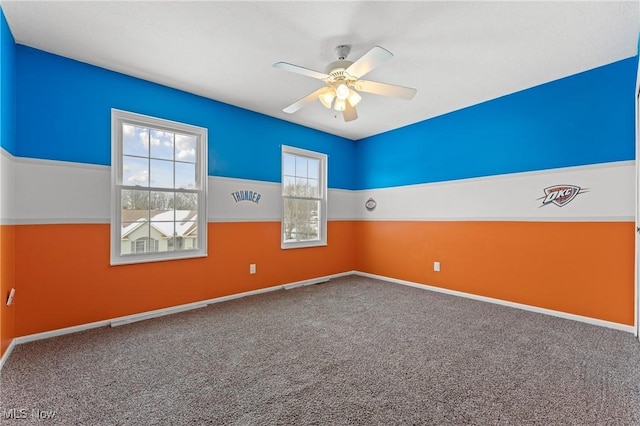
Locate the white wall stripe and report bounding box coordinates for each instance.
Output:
[6,156,359,224]
[0,147,16,224]
[356,161,635,222]
[3,154,635,224]
[14,155,111,224]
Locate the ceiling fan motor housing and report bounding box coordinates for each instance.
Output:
[325,60,354,81]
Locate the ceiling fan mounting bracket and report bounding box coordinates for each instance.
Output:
[335,44,351,60]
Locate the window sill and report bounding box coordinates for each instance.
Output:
[281,241,328,250]
[110,250,207,266]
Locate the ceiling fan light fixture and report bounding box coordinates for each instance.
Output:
[347,89,362,107]
[318,88,335,109]
[335,83,350,100]
[274,45,417,122]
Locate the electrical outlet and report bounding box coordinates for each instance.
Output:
[434,261,441,272]
[249,264,256,274]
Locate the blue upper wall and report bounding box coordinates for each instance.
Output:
[15,46,356,190]
[10,36,640,192]
[0,8,16,154]
[355,56,638,190]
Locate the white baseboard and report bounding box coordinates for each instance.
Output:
[355,271,636,334]
[15,319,112,345]
[10,271,354,350]
[0,339,16,371]
[3,269,632,372]
[282,271,354,290]
[110,271,354,327]
[110,303,209,327]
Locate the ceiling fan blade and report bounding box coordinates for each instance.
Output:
[343,103,358,122]
[273,62,329,80]
[353,80,417,100]
[282,87,326,114]
[345,46,393,79]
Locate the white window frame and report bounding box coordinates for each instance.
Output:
[111,109,208,265]
[281,145,328,249]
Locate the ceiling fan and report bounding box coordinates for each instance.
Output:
[273,45,417,122]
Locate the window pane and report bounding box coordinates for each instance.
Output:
[296,199,319,223]
[283,198,296,242]
[123,156,149,187]
[308,178,319,197]
[175,162,196,189]
[283,176,296,196]
[283,198,320,242]
[123,125,149,157]
[150,159,174,188]
[150,129,174,160]
[175,192,197,211]
[150,191,174,220]
[121,189,149,211]
[295,177,308,197]
[175,134,197,163]
[283,153,295,176]
[295,156,308,177]
[176,209,198,223]
[121,221,148,255]
[150,221,174,247]
[178,222,198,250]
[122,225,151,254]
[308,159,319,179]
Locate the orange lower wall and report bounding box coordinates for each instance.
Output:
[354,221,635,325]
[1,225,16,358]
[9,219,636,340]
[14,221,355,337]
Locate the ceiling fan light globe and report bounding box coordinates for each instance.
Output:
[319,89,336,109]
[334,98,346,112]
[347,89,362,107]
[335,83,350,100]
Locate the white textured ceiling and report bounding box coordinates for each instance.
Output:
[1,1,638,140]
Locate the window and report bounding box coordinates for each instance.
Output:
[111,109,207,265]
[281,145,327,249]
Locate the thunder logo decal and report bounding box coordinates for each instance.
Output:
[538,185,587,207]
[231,190,261,204]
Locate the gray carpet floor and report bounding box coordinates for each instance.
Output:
[1,275,640,425]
